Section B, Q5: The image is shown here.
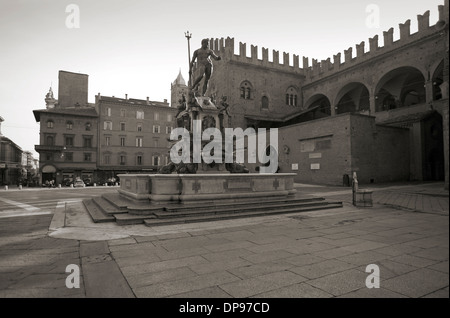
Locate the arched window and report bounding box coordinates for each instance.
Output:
[66,121,73,130]
[285,87,298,106]
[240,81,253,100]
[47,120,54,129]
[261,96,269,110]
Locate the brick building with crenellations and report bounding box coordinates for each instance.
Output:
[199,1,449,188]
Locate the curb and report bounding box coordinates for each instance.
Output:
[49,201,66,231]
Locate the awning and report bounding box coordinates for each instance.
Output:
[41,165,57,173]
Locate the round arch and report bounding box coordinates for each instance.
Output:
[304,94,331,116]
[375,66,426,112]
[334,82,370,115]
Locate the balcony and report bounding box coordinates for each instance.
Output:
[35,145,65,152]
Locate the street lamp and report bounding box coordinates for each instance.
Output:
[185,31,192,86]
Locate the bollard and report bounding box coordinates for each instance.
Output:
[4,185,8,190]
[19,185,22,190]
[93,183,96,187]
[115,182,118,186]
[70,184,73,188]
[352,172,373,207]
[58,184,61,188]
[352,172,358,205]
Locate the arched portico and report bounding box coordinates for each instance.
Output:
[334,83,370,115]
[375,66,426,112]
[304,94,331,116]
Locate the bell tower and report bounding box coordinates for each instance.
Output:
[170,69,188,107]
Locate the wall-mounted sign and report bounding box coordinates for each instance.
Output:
[291,163,298,170]
[311,163,320,170]
[309,153,322,159]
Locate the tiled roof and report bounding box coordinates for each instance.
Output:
[99,96,169,107]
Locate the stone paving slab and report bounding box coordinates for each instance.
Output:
[289,259,357,279]
[189,257,253,275]
[338,287,407,298]
[422,287,449,298]
[125,267,198,289]
[227,261,294,280]
[79,241,109,257]
[251,282,334,298]
[168,286,232,298]
[133,271,240,298]
[382,268,449,298]
[82,260,134,298]
[218,271,307,298]
[306,269,368,296]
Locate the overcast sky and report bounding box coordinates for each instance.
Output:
[0,0,444,158]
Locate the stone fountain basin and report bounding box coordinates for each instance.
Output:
[118,173,297,203]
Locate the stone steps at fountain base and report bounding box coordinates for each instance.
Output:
[143,202,344,227]
[153,200,335,219]
[84,193,343,226]
[83,199,115,223]
[164,197,324,213]
[92,197,128,215]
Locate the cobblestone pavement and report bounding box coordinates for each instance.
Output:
[0,182,448,298]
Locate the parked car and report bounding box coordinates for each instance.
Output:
[83,178,92,186]
[73,179,85,188]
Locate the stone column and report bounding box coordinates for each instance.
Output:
[425,80,434,104]
[369,93,376,115]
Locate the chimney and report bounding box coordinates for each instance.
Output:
[125,94,128,100]
[164,99,168,104]
[146,97,150,105]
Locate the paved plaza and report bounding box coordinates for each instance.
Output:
[0,182,448,299]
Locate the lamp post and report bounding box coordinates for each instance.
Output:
[185,31,192,86]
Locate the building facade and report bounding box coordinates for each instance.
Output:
[202,1,449,187]
[33,105,98,185]
[96,94,177,181]
[0,134,23,186]
[34,71,177,186]
[34,71,99,185]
